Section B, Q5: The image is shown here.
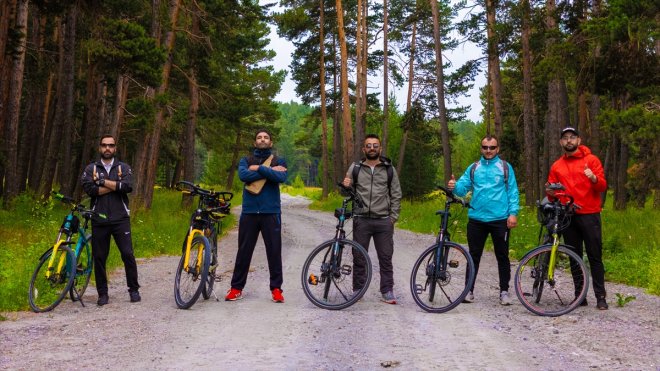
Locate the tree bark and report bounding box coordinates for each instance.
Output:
[332,33,343,182]
[336,0,354,169]
[429,0,452,182]
[110,74,130,139]
[396,21,416,176]
[486,0,504,139]
[226,128,242,190]
[521,0,538,205]
[353,0,365,160]
[381,0,389,154]
[2,0,28,205]
[319,0,329,198]
[183,69,198,186]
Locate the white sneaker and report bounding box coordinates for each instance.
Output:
[463,291,474,303]
[500,291,513,305]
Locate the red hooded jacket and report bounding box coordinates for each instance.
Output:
[547,145,607,214]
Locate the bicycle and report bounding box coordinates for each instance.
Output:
[174,181,232,309]
[513,183,589,317]
[301,183,372,310]
[28,192,104,312]
[410,186,476,313]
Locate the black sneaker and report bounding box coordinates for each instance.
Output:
[596,297,608,310]
[129,291,141,303]
[97,294,109,306]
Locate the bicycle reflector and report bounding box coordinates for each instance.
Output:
[308,274,318,285]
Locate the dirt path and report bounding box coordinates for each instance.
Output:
[1,194,659,370]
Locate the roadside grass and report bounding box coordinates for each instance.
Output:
[305,188,659,295]
[0,187,236,312]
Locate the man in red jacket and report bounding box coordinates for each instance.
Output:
[547,127,609,310]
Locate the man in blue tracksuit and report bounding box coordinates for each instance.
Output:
[448,135,520,305]
[225,129,288,303]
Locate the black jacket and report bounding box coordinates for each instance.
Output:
[81,159,133,224]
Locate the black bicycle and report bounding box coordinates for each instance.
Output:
[513,183,589,316]
[410,186,476,313]
[174,181,232,309]
[301,183,372,310]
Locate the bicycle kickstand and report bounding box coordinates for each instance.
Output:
[72,287,86,308]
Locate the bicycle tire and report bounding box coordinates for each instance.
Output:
[410,242,475,313]
[514,244,589,317]
[28,246,76,312]
[202,232,218,300]
[174,236,211,309]
[70,240,93,302]
[301,239,372,310]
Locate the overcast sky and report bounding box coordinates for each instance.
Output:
[262,2,486,123]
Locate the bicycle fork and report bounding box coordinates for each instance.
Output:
[183,228,205,274]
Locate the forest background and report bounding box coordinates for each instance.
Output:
[0,0,658,310]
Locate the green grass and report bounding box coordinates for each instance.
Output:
[307,189,659,295]
[0,187,237,312]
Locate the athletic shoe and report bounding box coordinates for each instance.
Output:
[463,291,474,303]
[381,291,397,304]
[129,291,141,303]
[272,288,284,303]
[596,297,609,310]
[97,294,109,306]
[225,288,243,301]
[499,291,513,306]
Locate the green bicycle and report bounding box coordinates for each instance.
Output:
[28,192,105,312]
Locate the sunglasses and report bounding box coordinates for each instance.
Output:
[100,143,116,148]
[481,145,498,151]
[364,144,380,149]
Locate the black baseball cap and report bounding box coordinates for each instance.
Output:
[561,127,579,136]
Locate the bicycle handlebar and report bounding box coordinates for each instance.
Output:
[336,182,365,209]
[52,191,107,220]
[176,181,233,202]
[436,185,470,208]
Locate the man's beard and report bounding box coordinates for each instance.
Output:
[365,151,379,160]
[562,143,577,152]
[101,151,114,160]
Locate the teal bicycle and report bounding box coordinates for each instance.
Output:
[28,192,105,312]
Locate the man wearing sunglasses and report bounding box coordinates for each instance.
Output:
[447,135,520,306]
[81,135,140,306]
[342,134,402,304]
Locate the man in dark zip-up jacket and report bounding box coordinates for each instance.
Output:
[81,135,140,306]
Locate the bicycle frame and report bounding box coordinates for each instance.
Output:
[540,192,575,285]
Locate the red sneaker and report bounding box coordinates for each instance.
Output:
[225,288,243,301]
[271,288,284,303]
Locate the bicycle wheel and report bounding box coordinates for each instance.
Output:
[410,242,475,313]
[70,241,93,302]
[174,236,210,309]
[202,232,218,300]
[28,246,76,312]
[301,239,371,310]
[514,244,589,317]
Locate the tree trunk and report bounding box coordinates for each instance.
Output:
[521,0,538,205]
[110,74,130,138]
[0,0,17,141]
[353,0,365,160]
[225,128,242,190]
[58,4,78,196]
[2,0,28,205]
[396,21,416,176]
[319,0,329,199]
[336,0,354,169]
[589,94,601,157]
[332,33,343,183]
[486,0,504,139]
[429,0,452,182]
[381,0,389,154]
[183,69,198,187]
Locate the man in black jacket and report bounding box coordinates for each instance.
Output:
[81,135,140,306]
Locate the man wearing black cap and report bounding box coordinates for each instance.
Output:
[547,127,609,310]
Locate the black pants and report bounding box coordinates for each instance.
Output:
[92,220,140,295]
[230,213,283,291]
[562,213,607,298]
[352,217,395,294]
[466,218,510,292]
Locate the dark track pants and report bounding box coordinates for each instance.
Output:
[352,217,395,294]
[92,220,140,295]
[230,213,283,291]
[466,218,510,292]
[561,213,607,299]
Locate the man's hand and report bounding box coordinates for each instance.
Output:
[342,177,352,188]
[447,174,456,191]
[584,164,597,183]
[507,215,518,229]
[95,178,105,187]
[248,165,260,171]
[272,165,287,172]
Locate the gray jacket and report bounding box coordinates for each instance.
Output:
[346,159,402,221]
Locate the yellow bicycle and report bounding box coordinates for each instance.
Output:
[174,181,232,309]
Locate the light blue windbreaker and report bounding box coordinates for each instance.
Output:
[453,155,520,222]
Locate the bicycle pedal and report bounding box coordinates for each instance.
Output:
[414,284,424,294]
[340,265,352,275]
[448,260,459,268]
[308,274,318,285]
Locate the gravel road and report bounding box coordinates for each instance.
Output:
[1,194,658,370]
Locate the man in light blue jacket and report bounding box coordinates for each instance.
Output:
[448,135,520,305]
